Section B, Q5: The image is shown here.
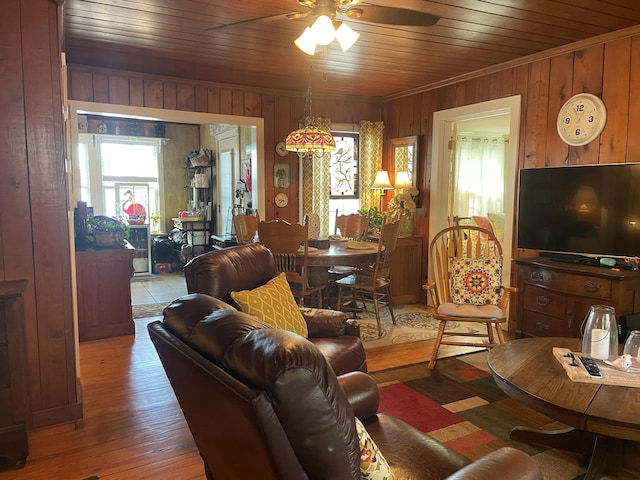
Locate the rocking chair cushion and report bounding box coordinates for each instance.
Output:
[450,257,502,305]
[438,302,504,319]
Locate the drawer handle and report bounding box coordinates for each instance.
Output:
[536,296,550,307]
[535,322,550,331]
[583,281,601,293]
[530,271,544,282]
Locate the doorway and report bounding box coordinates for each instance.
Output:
[429,96,521,287]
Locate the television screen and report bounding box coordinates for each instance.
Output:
[517,164,640,258]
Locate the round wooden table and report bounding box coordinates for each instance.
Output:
[488,337,640,479]
[301,241,379,306]
[302,241,378,268]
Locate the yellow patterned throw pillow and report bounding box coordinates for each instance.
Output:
[355,417,392,479]
[231,273,308,338]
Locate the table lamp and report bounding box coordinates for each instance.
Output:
[372,170,393,211]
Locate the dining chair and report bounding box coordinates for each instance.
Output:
[335,218,401,337]
[258,218,325,308]
[329,210,371,281]
[334,209,369,240]
[232,209,260,245]
[423,225,517,369]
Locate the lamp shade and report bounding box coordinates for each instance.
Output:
[372,171,394,190]
[311,15,335,46]
[285,127,336,156]
[294,27,317,56]
[335,22,359,52]
[394,171,412,189]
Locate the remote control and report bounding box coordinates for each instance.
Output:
[579,356,602,378]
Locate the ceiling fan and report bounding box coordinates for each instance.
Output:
[208,0,440,55]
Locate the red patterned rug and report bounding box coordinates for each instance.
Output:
[371,352,587,480]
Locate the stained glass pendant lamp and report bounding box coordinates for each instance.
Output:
[285,70,336,159]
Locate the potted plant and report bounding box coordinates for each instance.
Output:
[358,206,383,236]
[87,216,130,248]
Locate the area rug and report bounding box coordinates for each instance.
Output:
[132,303,165,319]
[357,303,488,351]
[371,352,587,480]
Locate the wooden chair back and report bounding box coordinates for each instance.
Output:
[428,225,503,307]
[334,210,369,240]
[357,218,401,288]
[258,219,309,289]
[232,210,260,245]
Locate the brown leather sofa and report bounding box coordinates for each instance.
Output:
[183,242,366,375]
[148,294,542,480]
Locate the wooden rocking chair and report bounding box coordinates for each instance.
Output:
[423,225,516,369]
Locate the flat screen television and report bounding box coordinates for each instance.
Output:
[517,163,640,259]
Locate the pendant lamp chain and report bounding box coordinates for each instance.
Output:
[285,67,336,158]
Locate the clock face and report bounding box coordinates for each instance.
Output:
[275,142,288,157]
[556,93,606,146]
[275,193,288,208]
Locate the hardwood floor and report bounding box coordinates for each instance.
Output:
[0,317,513,480]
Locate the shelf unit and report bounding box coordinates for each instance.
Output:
[128,225,151,275]
[184,154,213,254]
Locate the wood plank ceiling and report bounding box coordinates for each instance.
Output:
[62,0,640,98]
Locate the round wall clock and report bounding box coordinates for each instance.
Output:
[556,93,606,146]
[275,193,288,208]
[275,142,288,157]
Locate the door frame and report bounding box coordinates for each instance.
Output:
[429,95,521,287]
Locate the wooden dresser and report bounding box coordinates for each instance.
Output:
[76,246,136,342]
[515,257,640,338]
[391,235,424,304]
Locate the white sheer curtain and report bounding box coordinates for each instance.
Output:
[453,134,507,217]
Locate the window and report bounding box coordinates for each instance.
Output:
[78,133,162,220]
[329,132,360,233]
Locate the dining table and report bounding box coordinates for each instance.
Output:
[299,239,379,301]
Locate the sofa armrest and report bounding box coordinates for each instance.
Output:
[337,371,379,420]
[445,447,542,480]
[300,308,359,337]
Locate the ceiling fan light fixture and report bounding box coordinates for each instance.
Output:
[311,15,336,45]
[335,22,359,52]
[294,27,317,55]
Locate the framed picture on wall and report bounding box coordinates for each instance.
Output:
[274,163,290,188]
[241,158,251,194]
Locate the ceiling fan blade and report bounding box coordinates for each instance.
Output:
[206,13,300,32]
[354,5,439,26]
[286,11,312,21]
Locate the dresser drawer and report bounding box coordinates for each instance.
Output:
[523,268,612,299]
[522,311,567,337]
[522,284,566,318]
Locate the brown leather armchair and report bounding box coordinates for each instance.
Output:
[148,296,542,480]
[183,243,366,375]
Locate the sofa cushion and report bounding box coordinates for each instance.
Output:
[355,416,392,479]
[231,272,308,337]
[450,257,502,305]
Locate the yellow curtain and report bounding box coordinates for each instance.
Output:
[302,117,331,236]
[359,121,384,210]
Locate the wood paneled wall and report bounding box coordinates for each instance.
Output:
[67,66,382,223]
[4,1,640,431]
[382,32,640,304]
[0,0,81,428]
